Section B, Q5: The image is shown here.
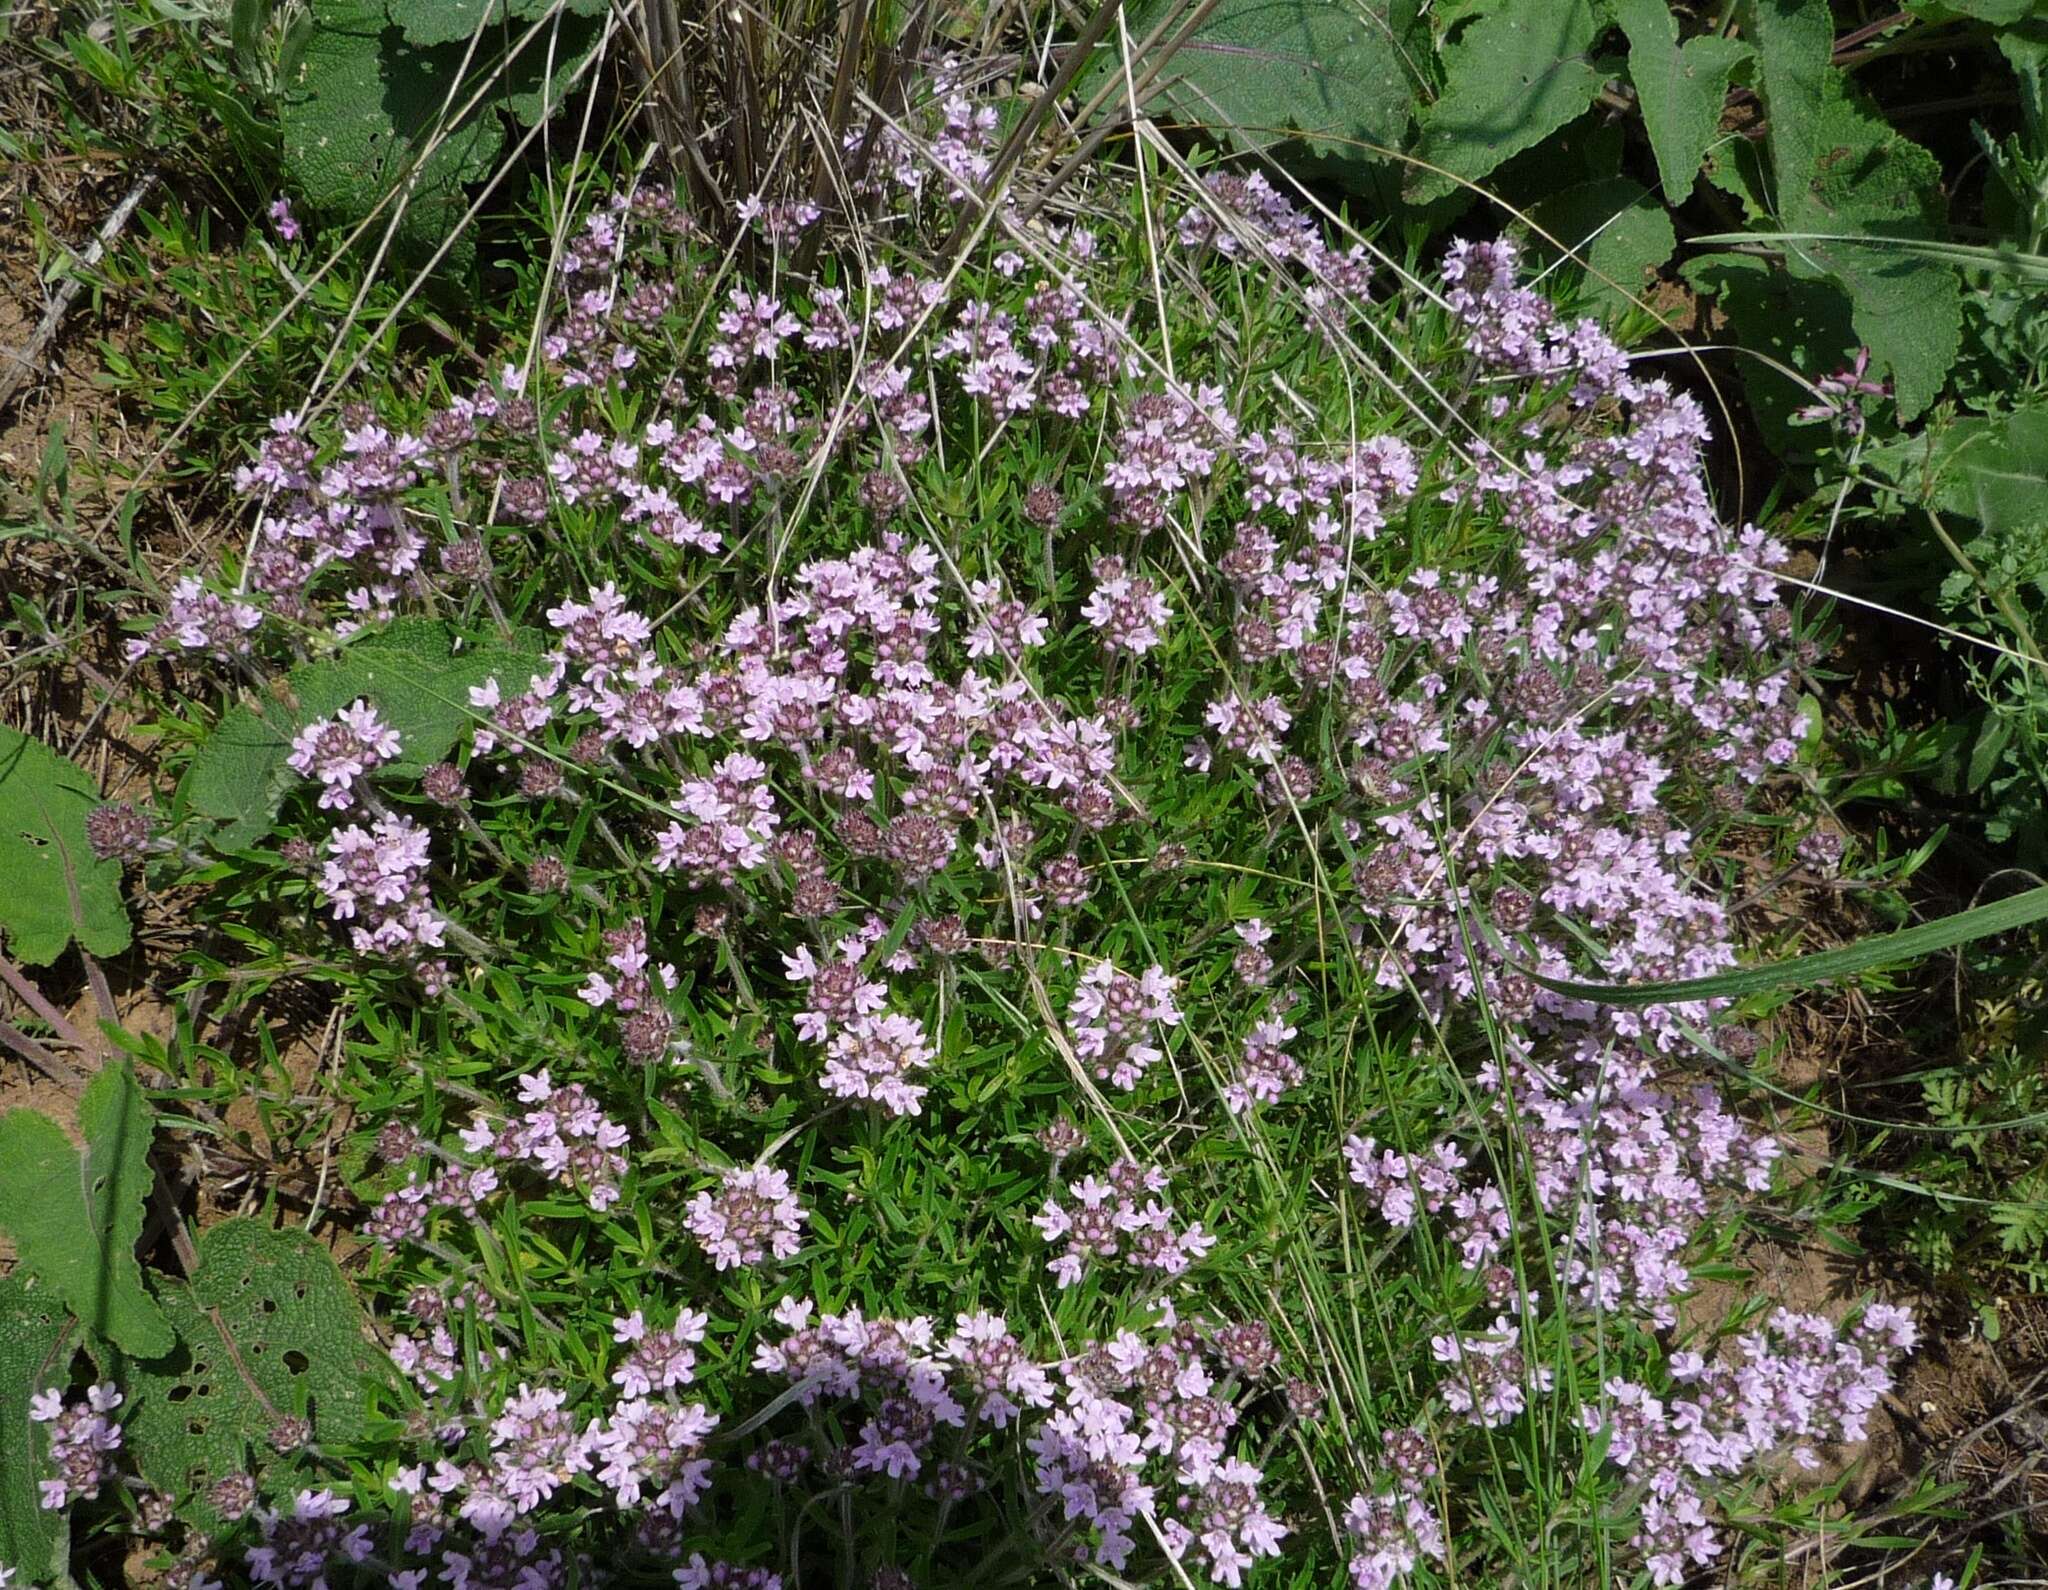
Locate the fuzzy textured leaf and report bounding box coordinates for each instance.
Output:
[0,723,132,965]
[281,0,600,277]
[1111,0,1420,165]
[1614,0,1750,203]
[282,0,501,274]
[0,1063,174,1356]
[0,1273,71,1583]
[395,0,605,49]
[1866,406,2048,538]
[1406,0,1607,202]
[119,1219,380,1524]
[179,620,545,847]
[1523,176,1677,316]
[1747,0,1960,418]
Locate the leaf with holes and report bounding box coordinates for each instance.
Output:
[0,1062,173,1357]
[0,1272,72,1583]
[178,619,545,848]
[118,1219,380,1524]
[0,722,132,965]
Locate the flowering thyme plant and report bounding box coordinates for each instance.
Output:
[55,71,1924,1590]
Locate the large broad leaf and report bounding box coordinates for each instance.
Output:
[1108,0,1421,168]
[0,1062,174,1357]
[0,723,132,966]
[1865,406,2048,543]
[0,1273,71,1584]
[1746,0,1959,419]
[1614,0,1751,204]
[1405,0,1607,203]
[1679,251,1859,458]
[178,618,545,849]
[1522,176,1677,318]
[394,0,606,49]
[118,1219,380,1525]
[281,0,603,277]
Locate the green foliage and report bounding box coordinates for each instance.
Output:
[280,0,604,277]
[0,1273,71,1585]
[1405,0,1607,203]
[1613,0,1750,204]
[179,617,544,847]
[0,1062,175,1357]
[1522,174,1676,316]
[1145,0,2034,430]
[0,723,133,966]
[117,1219,379,1523]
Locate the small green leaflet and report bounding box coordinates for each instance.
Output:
[0,1061,175,1356]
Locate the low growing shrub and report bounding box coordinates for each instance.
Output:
[6,76,1951,1590]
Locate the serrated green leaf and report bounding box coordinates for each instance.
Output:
[119,1219,380,1524]
[1406,0,1607,202]
[0,1272,71,1583]
[1865,405,2048,538]
[396,0,607,49]
[178,621,544,845]
[1747,0,1960,418]
[1109,0,1419,166]
[1522,175,1677,317]
[1681,250,1859,456]
[0,1063,174,1357]
[0,724,132,966]
[1614,0,1750,203]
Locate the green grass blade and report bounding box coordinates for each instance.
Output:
[1520,884,2048,1007]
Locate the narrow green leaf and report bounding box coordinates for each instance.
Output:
[0,1062,174,1357]
[1519,884,2048,1007]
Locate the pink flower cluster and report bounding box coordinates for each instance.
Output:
[247,1489,373,1588]
[1587,1306,1917,1584]
[684,1165,807,1269]
[1066,961,1181,1090]
[1340,1427,1447,1590]
[579,918,680,1063]
[318,814,446,962]
[125,575,263,661]
[287,697,401,810]
[753,1300,1052,1479]
[1033,1157,1215,1289]
[30,1382,124,1510]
